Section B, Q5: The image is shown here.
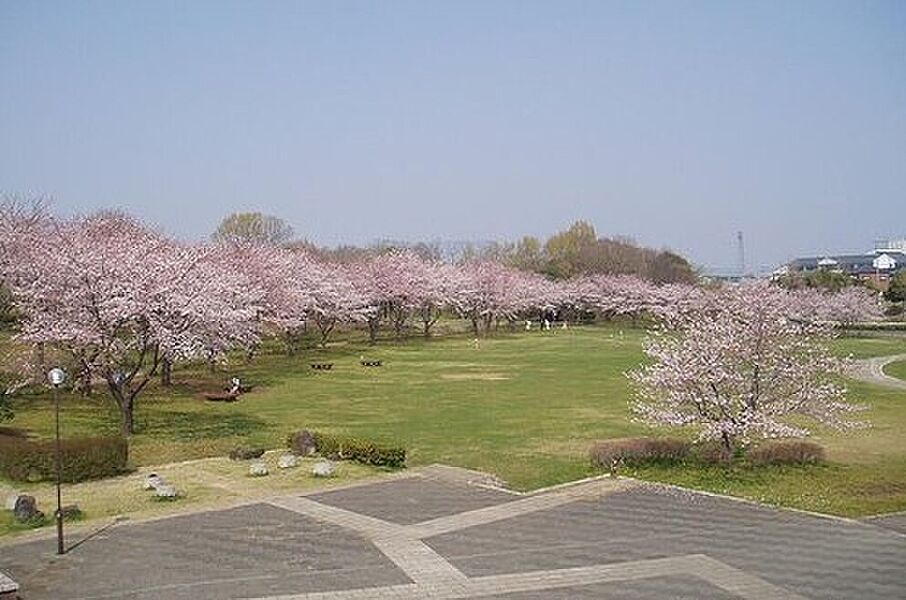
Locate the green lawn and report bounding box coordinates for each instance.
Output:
[884,359,906,382]
[830,334,905,359]
[4,325,906,517]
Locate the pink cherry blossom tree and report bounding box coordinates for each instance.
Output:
[416,261,456,336]
[348,257,385,344]
[306,261,369,346]
[451,261,516,335]
[349,250,459,340]
[628,281,866,454]
[791,285,884,326]
[6,213,260,435]
[219,243,317,356]
[363,250,421,339]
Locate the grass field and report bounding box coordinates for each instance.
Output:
[883,359,906,382]
[3,325,906,519]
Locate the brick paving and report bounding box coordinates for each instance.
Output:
[1,466,904,599]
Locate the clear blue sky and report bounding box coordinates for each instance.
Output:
[2,1,904,271]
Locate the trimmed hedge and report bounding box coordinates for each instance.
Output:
[695,441,736,465]
[747,440,825,466]
[0,435,129,483]
[287,430,406,468]
[589,437,690,469]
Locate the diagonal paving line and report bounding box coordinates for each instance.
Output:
[372,534,468,586]
[267,496,399,539]
[410,477,626,539]
[244,553,807,600]
[687,554,809,600]
[267,495,469,588]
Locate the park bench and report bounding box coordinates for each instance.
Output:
[310,362,334,371]
[360,360,382,367]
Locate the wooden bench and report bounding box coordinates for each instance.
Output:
[310,363,334,371]
[360,360,383,367]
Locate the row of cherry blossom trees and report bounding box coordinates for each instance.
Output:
[0,203,885,435]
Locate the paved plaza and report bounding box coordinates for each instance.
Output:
[1,465,904,599]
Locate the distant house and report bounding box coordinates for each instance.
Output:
[787,238,906,289]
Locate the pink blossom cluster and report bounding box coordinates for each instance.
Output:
[629,281,868,450]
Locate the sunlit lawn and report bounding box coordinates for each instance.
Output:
[883,359,906,382]
[4,324,906,519]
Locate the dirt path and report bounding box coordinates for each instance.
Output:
[849,353,906,390]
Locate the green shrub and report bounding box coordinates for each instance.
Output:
[589,437,690,469]
[694,441,735,465]
[287,431,406,468]
[0,436,129,483]
[747,440,825,466]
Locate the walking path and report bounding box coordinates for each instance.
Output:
[848,353,906,390]
[2,464,904,599]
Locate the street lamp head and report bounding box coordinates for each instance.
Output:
[48,367,67,387]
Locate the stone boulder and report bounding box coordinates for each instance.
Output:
[277,454,299,469]
[312,459,335,478]
[143,473,164,491]
[12,495,44,523]
[249,462,269,477]
[289,430,317,456]
[154,484,179,499]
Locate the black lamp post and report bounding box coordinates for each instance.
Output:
[47,367,66,555]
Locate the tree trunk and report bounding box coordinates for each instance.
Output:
[284,332,298,356]
[33,342,46,382]
[108,380,135,436]
[79,368,93,396]
[244,343,257,363]
[120,399,134,436]
[160,357,172,386]
[367,317,379,344]
[720,431,733,458]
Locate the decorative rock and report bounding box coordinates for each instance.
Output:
[143,473,164,491]
[312,459,335,478]
[12,495,44,523]
[290,430,317,456]
[154,484,178,499]
[249,461,269,477]
[0,569,19,596]
[277,454,299,469]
